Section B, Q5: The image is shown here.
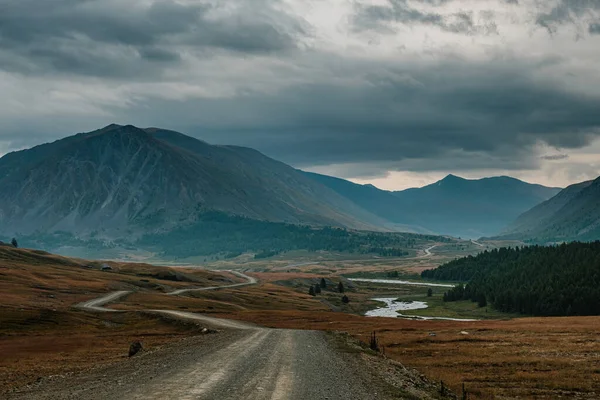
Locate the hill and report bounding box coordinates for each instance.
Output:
[305,172,560,238]
[0,124,387,238]
[422,242,600,316]
[498,177,600,242]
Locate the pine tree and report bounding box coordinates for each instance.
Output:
[11,238,18,248]
[477,293,487,308]
[338,281,345,293]
[308,286,316,296]
[342,295,349,304]
[320,278,327,289]
[314,284,321,294]
[427,288,433,297]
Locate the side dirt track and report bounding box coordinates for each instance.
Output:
[7,271,448,400]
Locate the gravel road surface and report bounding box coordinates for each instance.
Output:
[7,327,403,400]
[9,271,445,400]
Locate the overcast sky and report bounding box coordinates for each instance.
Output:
[1,0,599,189]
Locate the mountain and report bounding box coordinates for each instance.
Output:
[0,124,387,237]
[302,172,433,234]
[498,177,600,242]
[305,172,561,238]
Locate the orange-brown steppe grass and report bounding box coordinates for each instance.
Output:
[4,246,600,399]
[0,246,239,392]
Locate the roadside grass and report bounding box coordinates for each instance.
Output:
[399,293,518,320]
[0,247,242,393]
[7,241,595,400]
[0,310,202,393]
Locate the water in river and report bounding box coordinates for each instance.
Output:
[365,298,428,317]
[365,297,478,321]
[349,278,453,288]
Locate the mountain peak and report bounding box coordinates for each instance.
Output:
[98,123,122,132]
[438,174,465,184]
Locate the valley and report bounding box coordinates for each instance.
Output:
[1,124,600,399]
[3,0,600,395]
[4,239,600,399]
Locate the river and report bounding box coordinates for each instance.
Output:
[349,278,454,288]
[365,297,478,321]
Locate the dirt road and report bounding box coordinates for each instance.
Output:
[10,270,445,400]
[75,290,132,312]
[9,325,430,400]
[168,270,258,295]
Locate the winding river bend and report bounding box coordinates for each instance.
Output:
[365,297,477,321]
[351,279,478,321]
[348,278,453,288]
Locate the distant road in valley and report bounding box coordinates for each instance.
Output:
[416,244,438,258]
[168,271,257,296]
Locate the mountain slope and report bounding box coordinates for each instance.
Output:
[305,173,561,238]
[499,177,600,242]
[501,180,594,237]
[302,172,432,233]
[0,124,387,236]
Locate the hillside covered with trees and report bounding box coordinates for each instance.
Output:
[421,242,600,316]
[138,211,446,258]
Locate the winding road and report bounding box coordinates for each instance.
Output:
[422,245,437,257]
[168,271,258,296]
[21,270,412,400]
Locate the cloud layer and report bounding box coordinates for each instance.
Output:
[1,0,599,187]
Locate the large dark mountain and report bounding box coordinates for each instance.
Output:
[498,177,600,242]
[305,172,561,238]
[0,124,387,237]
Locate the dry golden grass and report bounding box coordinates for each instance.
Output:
[0,247,238,393]
[5,246,600,399]
[0,246,239,312]
[114,282,331,314]
[0,310,201,392]
[216,310,600,399]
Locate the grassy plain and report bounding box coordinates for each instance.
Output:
[0,246,241,392]
[6,240,600,399]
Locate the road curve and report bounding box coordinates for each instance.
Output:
[30,270,406,400]
[150,310,256,330]
[421,244,437,257]
[76,270,257,313]
[168,270,257,296]
[75,290,132,312]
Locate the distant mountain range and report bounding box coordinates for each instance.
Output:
[497,177,600,243]
[306,172,561,238]
[0,124,565,243]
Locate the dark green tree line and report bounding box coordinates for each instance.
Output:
[423,242,600,316]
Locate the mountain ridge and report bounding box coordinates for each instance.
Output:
[305,171,561,238]
[0,124,388,237]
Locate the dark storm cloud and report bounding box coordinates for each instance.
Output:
[0,0,307,78]
[353,0,498,35]
[535,0,600,34]
[1,0,599,182]
[111,57,600,171]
